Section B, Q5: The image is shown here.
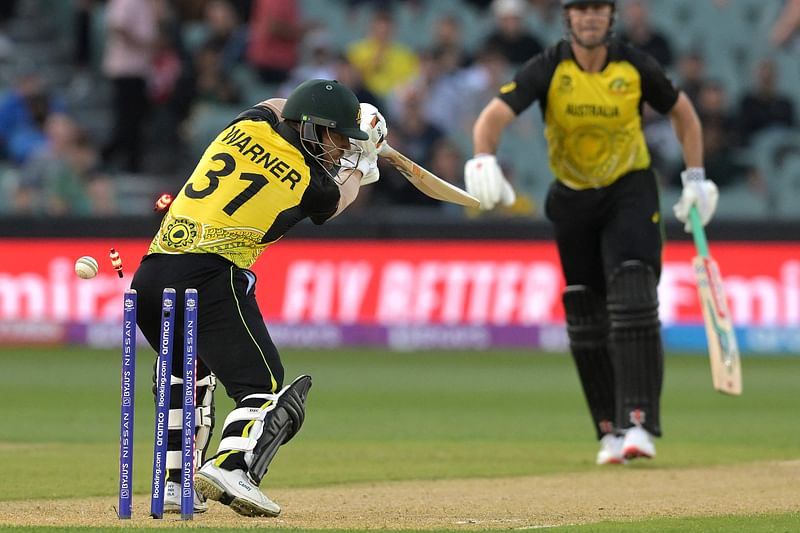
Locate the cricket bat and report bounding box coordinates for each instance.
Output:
[380,144,481,208]
[689,206,742,395]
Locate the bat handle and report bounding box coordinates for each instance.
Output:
[378,143,396,158]
[689,206,709,258]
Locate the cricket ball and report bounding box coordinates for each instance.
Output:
[75,256,99,279]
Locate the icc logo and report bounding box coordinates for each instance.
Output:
[124,298,134,310]
[186,298,196,310]
[164,299,174,311]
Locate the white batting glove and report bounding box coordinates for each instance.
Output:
[464,154,516,210]
[353,149,379,185]
[352,102,388,185]
[673,167,719,232]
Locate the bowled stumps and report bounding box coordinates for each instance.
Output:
[118,288,199,520]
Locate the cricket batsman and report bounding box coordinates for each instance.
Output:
[465,0,719,464]
[131,79,387,516]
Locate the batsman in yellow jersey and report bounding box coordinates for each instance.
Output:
[466,0,720,465]
[131,79,388,517]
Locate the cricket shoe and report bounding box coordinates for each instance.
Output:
[164,480,208,513]
[622,426,656,460]
[596,434,626,465]
[195,461,281,517]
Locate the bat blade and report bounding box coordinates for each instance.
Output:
[380,144,480,208]
[693,255,742,395]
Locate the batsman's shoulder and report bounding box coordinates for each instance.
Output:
[227,105,280,128]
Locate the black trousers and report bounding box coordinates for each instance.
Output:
[131,253,284,403]
[547,169,665,436]
[104,76,148,172]
[545,169,663,291]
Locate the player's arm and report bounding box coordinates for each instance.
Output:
[329,171,361,219]
[669,92,717,232]
[472,98,516,155]
[669,92,703,168]
[634,45,719,231]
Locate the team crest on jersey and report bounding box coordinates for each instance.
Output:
[608,77,632,94]
[558,75,573,94]
[160,216,200,252]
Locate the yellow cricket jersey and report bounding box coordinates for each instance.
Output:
[148,107,341,268]
[498,40,680,189]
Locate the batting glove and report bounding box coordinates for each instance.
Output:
[673,167,719,232]
[352,102,388,185]
[464,154,516,210]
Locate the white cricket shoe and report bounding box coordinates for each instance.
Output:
[195,461,281,517]
[164,480,208,513]
[596,434,626,465]
[622,426,656,460]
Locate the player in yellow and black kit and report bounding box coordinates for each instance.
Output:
[465,0,719,464]
[131,80,388,516]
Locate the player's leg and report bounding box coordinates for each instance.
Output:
[547,182,623,464]
[601,169,664,459]
[161,358,215,513]
[191,267,311,517]
[131,260,218,513]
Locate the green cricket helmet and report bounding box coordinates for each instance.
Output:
[562,0,615,7]
[562,0,616,47]
[282,79,368,141]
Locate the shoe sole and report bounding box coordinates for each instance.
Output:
[163,502,208,514]
[195,472,280,517]
[597,457,627,465]
[623,446,654,460]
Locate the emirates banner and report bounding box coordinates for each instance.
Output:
[0,239,798,353]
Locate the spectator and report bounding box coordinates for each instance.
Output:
[431,14,472,68]
[388,89,446,172]
[528,0,561,24]
[346,12,419,98]
[333,55,383,110]
[672,82,745,188]
[617,0,673,67]
[373,89,444,207]
[459,47,512,129]
[203,0,248,74]
[101,0,158,173]
[0,68,65,164]
[737,59,797,143]
[675,51,707,106]
[149,28,184,108]
[246,0,306,85]
[427,139,470,216]
[481,0,544,65]
[389,48,463,136]
[192,43,243,105]
[280,30,339,97]
[73,0,95,71]
[771,0,800,49]
[695,80,739,146]
[14,116,112,216]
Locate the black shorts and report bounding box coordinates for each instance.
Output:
[130,253,283,402]
[545,168,664,293]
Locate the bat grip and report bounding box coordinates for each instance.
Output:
[689,206,709,258]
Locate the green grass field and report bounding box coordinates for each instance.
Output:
[0,347,798,532]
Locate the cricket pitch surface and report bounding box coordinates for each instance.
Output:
[1,461,798,529]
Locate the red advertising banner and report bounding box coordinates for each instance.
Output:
[0,239,798,327]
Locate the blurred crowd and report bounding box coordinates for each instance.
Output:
[0,0,798,218]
